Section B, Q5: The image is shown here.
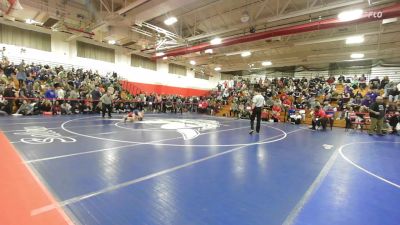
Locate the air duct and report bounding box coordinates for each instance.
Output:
[154,3,400,59]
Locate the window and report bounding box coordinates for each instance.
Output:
[195,71,209,80]
[221,73,234,80]
[77,41,115,63]
[0,24,51,51]
[131,54,157,70]
[169,63,187,76]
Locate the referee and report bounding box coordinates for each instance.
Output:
[100,91,113,118]
[249,90,265,134]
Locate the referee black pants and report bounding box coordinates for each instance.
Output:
[250,107,262,132]
[102,103,112,117]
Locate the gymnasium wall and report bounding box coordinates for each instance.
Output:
[120,80,210,97]
[0,21,220,95]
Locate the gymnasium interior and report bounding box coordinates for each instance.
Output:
[0,0,399,225]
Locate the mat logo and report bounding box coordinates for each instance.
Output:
[14,126,76,144]
[139,119,220,140]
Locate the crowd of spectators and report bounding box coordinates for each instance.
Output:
[213,73,399,134]
[0,49,220,116]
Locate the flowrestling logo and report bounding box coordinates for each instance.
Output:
[14,126,77,144]
[138,119,220,140]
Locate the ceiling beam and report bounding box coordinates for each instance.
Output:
[253,0,271,21]
[98,0,111,13]
[116,0,148,15]
[124,0,199,24]
[279,0,292,16]
[309,0,320,9]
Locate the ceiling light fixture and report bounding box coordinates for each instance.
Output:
[164,17,178,26]
[162,56,168,60]
[155,52,165,57]
[210,37,222,45]
[108,40,116,45]
[241,12,250,23]
[346,35,364,44]
[350,53,364,59]
[205,49,213,54]
[262,61,272,66]
[190,60,196,65]
[338,9,363,22]
[241,51,251,57]
[214,67,221,71]
[25,19,37,24]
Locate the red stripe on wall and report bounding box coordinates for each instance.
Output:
[0,132,74,225]
[122,81,211,97]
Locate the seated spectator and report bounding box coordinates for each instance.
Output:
[361,96,371,107]
[13,100,34,115]
[311,105,328,130]
[351,75,359,89]
[52,101,61,115]
[379,76,389,90]
[61,101,72,115]
[388,87,399,102]
[359,74,367,90]
[290,111,302,125]
[386,102,399,135]
[230,102,239,117]
[271,103,282,122]
[327,75,335,85]
[40,100,52,112]
[369,76,380,89]
[338,75,345,84]
[366,90,379,103]
[198,100,208,113]
[44,86,57,99]
[384,81,396,97]
[261,108,269,121]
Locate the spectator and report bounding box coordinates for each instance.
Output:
[311,105,327,131]
[388,87,399,102]
[367,96,386,136]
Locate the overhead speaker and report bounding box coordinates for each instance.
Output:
[122,41,137,47]
[42,17,59,28]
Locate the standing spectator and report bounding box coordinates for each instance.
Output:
[0,46,7,60]
[100,91,113,118]
[3,83,16,114]
[16,60,27,89]
[91,86,101,112]
[367,96,386,136]
[4,62,15,78]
